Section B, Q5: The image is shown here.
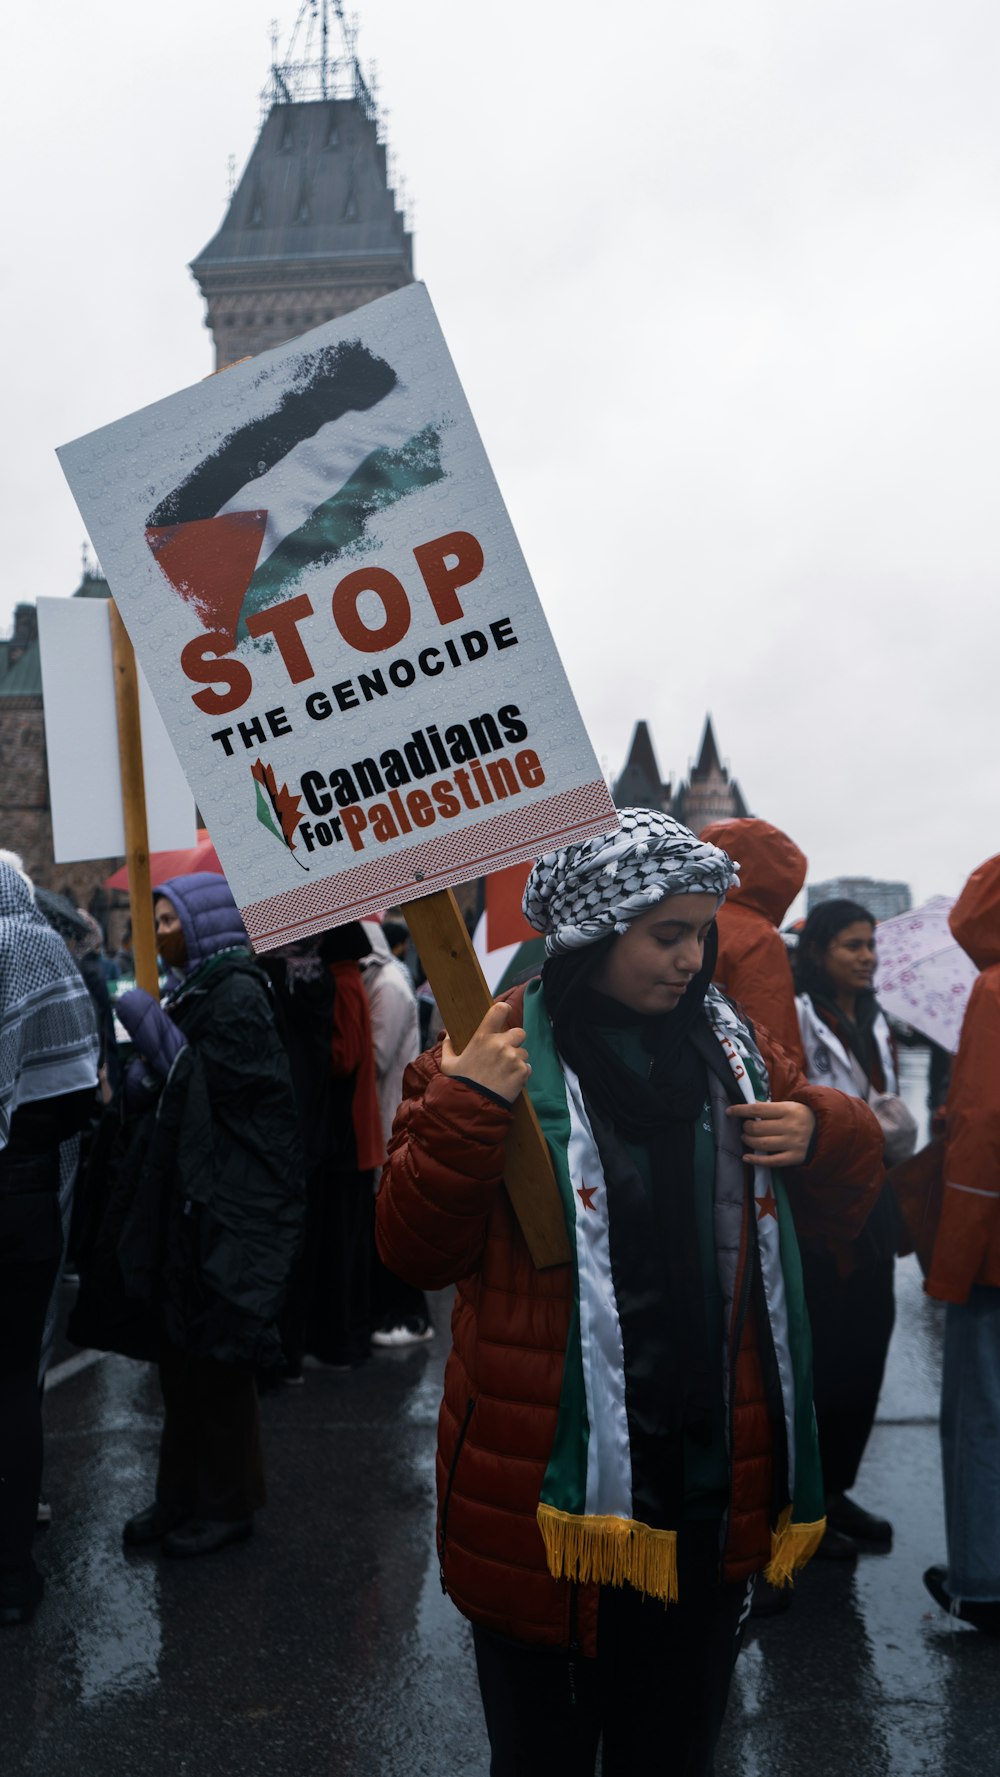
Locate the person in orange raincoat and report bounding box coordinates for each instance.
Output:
[700,819,807,1068]
[923,853,1000,1634]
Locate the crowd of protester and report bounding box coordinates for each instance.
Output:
[1,816,998,1776]
[0,857,428,1622]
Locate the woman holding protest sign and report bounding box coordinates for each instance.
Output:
[376,810,883,1774]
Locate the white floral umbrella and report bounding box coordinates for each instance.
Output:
[874,895,979,1054]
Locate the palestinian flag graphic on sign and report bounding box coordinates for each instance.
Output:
[144,340,446,647]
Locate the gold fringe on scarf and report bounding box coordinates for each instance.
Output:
[536,1503,679,1604]
[763,1505,827,1589]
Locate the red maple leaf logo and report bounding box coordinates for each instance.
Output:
[251,758,308,869]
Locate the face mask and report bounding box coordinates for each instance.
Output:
[157,927,187,969]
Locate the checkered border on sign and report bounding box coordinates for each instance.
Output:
[242,781,616,950]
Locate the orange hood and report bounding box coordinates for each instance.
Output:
[701,819,807,927]
[949,854,1000,970]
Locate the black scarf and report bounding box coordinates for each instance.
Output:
[810,989,898,1258]
[810,987,884,1091]
[541,925,720,1523]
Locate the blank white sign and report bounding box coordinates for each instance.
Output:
[37,597,195,863]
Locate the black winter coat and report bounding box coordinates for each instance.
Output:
[70,954,305,1367]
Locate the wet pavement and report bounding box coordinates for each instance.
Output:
[716,1258,999,1776]
[9,1330,483,1776]
[717,1048,1000,1776]
[5,1048,997,1774]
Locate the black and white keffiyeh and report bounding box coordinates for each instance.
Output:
[0,862,99,1149]
[522,807,740,955]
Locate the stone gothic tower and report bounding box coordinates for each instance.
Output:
[671,716,749,833]
[612,720,672,813]
[191,34,412,369]
[613,715,750,834]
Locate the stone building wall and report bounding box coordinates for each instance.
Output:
[0,695,51,872]
[203,264,413,371]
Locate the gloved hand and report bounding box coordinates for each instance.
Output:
[123,1054,162,1112]
[115,989,188,1080]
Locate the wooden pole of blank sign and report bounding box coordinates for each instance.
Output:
[108,601,160,1000]
[400,888,570,1270]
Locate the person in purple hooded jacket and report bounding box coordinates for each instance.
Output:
[105,873,304,1559]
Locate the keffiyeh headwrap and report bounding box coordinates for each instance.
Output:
[0,861,99,1150]
[522,807,740,954]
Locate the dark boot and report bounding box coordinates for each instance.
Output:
[122,1501,187,1547]
[924,1566,1000,1636]
[162,1517,254,1559]
[826,1492,893,1548]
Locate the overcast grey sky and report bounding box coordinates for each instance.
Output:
[4,1,996,903]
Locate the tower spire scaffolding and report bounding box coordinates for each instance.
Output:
[191,4,412,369]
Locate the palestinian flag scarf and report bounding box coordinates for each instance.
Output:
[522,976,825,1605]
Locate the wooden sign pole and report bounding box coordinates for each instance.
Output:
[108,602,159,999]
[400,888,570,1270]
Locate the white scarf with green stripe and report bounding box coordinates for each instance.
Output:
[522,978,825,1604]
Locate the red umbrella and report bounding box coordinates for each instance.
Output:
[104,829,225,891]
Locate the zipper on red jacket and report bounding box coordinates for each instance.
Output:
[719,1209,756,1567]
[748,1220,793,1534]
[439,1396,475,1593]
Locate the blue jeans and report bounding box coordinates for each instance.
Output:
[942,1287,1000,1600]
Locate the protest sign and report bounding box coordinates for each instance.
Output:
[37,597,195,864]
[57,283,617,951]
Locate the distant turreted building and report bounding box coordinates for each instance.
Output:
[613,716,750,833]
[191,42,412,369]
[672,717,750,833]
[807,877,912,922]
[613,719,674,812]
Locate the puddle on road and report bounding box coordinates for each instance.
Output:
[57,1358,163,1704]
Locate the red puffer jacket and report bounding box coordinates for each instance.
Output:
[927,854,1000,1304]
[376,985,882,1656]
[701,818,807,1069]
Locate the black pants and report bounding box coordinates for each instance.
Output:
[305,1169,374,1366]
[370,1246,430,1331]
[0,1190,62,1576]
[155,1342,266,1521]
[279,1159,332,1373]
[472,1526,752,1777]
[801,1249,896,1496]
